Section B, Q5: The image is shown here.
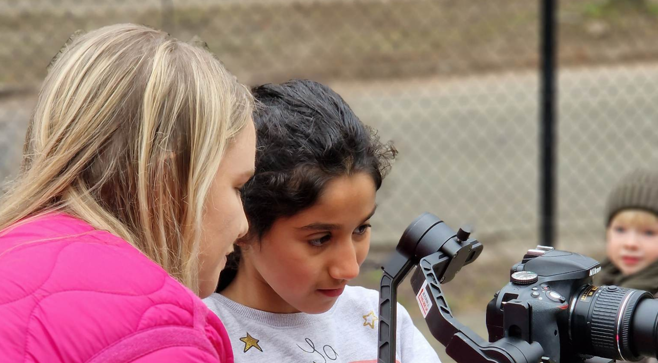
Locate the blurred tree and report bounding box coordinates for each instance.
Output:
[584,0,656,18]
[604,0,650,11]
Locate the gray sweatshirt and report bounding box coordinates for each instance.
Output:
[204,285,441,363]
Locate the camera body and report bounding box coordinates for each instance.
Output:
[486,246,656,363]
[486,247,601,362]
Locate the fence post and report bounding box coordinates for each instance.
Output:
[540,0,558,247]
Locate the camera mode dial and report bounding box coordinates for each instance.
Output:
[511,271,538,285]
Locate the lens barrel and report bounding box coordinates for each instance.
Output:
[630,297,658,358]
[571,285,654,361]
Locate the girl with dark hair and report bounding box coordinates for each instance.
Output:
[204,79,441,362]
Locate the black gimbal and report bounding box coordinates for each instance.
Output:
[377,213,658,363]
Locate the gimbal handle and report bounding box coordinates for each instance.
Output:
[377,251,415,363]
[378,212,489,363]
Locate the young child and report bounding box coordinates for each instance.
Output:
[593,169,658,295]
[0,24,254,362]
[204,79,441,362]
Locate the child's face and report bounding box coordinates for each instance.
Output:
[243,172,377,314]
[198,121,256,298]
[606,210,658,276]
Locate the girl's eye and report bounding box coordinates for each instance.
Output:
[614,226,626,233]
[644,229,657,237]
[354,224,372,236]
[309,234,331,247]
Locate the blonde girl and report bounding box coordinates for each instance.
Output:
[0,23,254,362]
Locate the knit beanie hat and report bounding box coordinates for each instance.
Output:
[605,169,658,226]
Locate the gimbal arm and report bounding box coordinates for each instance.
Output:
[411,251,544,363]
[377,213,544,363]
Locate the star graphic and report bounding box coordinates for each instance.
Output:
[239,332,263,353]
[362,311,378,329]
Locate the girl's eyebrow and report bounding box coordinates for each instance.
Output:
[297,205,378,231]
[363,204,378,223]
[299,223,341,231]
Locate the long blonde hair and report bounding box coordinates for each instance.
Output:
[0,24,253,294]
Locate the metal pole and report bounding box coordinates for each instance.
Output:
[540,0,557,247]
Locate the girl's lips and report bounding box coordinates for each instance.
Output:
[622,256,642,266]
[317,286,345,297]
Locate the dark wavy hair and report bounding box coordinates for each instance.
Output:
[216,79,396,292]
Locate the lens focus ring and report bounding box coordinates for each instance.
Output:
[588,287,648,361]
[589,287,627,358]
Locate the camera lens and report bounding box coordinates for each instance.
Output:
[570,285,654,361]
[631,298,658,358]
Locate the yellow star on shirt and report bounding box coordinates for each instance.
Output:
[240,332,263,353]
[363,310,378,329]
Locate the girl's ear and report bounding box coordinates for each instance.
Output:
[236,231,265,254]
[235,235,255,251]
[235,240,248,250]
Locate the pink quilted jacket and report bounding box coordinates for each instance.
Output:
[0,213,233,363]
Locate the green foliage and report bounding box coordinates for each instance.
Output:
[582,0,657,19]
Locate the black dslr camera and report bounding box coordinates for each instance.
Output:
[377,213,658,363]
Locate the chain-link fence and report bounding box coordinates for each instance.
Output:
[2,0,658,360]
